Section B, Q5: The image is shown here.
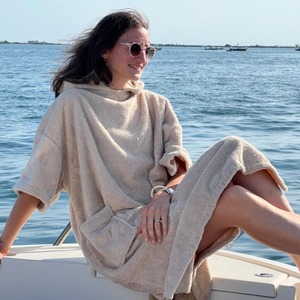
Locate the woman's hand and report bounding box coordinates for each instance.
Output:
[137,157,187,244]
[137,191,171,244]
[0,192,40,265]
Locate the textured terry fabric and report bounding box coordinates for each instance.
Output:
[162,136,286,299]
[13,81,287,300]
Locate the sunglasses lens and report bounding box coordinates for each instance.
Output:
[146,47,156,59]
[130,44,141,56]
[128,43,156,59]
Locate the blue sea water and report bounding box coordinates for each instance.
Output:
[0,44,299,266]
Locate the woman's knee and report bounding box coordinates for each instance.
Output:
[232,170,290,211]
[213,185,243,226]
[218,184,245,206]
[214,185,254,227]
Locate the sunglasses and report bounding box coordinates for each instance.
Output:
[118,42,157,59]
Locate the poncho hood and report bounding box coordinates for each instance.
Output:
[61,80,144,102]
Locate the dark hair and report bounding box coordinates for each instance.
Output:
[52,9,149,97]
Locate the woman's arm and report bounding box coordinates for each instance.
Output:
[163,157,187,190]
[0,192,40,259]
[137,158,187,244]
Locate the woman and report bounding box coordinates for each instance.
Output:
[1,9,300,300]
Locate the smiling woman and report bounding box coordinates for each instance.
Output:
[102,27,153,89]
[51,9,152,97]
[1,8,300,300]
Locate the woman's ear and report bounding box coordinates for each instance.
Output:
[102,52,108,61]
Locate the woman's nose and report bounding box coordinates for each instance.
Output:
[136,48,148,62]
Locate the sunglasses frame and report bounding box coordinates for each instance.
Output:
[118,42,157,59]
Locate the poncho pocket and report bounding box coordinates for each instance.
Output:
[80,205,138,268]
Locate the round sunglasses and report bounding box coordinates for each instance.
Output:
[118,42,157,59]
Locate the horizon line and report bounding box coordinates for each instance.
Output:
[0,40,299,48]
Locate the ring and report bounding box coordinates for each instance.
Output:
[154,219,162,223]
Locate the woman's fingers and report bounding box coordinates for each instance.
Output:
[145,206,169,242]
[138,213,161,243]
[161,208,168,237]
[140,208,157,243]
[154,205,169,242]
[140,210,149,242]
[138,195,171,243]
[146,208,157,243]
[154,214,163,243]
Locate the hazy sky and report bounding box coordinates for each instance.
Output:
[1,0,299,46]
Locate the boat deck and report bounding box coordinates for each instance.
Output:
[0,244,299,300]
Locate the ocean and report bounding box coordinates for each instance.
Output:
[0,44,299,266]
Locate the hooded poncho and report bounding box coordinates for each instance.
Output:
[14,80,286,300]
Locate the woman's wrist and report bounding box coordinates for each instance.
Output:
[152,189,173,204]
[150,185,175,200]
[161,187,175,197]
[150,185,166,198]
[0,237,11,255]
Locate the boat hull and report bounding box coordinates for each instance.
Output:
[0,244,299,300]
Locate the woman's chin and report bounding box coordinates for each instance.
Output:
[132,74,142,81]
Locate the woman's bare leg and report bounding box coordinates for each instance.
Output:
[232,170,300,269]
[232,170,292,211]
[197,184,300,270]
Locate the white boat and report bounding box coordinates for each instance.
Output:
[1,243,299,299]
[295,44,300,51]
[204,46,224,50]
[154,44,162,50]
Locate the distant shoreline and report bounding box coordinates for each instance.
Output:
[0,41,66,46]
[158,44,297,48]
[0,41,297,48]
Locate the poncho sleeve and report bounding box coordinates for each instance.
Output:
[13,98,65,213]
[159,100,192,176]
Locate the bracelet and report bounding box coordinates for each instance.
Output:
[150,185,166,198]
[162,187,175,196]
[0,237,11,252]
[0,244,10,256]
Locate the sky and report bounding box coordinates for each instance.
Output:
[1,0,300,46]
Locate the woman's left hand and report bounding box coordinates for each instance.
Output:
[137,191,171,244]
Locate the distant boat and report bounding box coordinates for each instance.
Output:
[154,44,162,51]
[295,44,300,51]
[204,46,224,50]
[227,45,248,51]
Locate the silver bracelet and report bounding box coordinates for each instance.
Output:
[162,188,175,196]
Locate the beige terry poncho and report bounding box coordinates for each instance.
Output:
[13,81,286,300]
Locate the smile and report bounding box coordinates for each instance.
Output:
[129,64,142,71]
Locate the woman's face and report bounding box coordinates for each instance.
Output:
[103,27,150,89]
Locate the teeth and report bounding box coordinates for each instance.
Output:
[129,64,142,70]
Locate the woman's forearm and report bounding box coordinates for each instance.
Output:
[165,157,187,190]
[1,192,40,247]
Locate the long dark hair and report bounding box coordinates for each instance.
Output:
[52,9,149,97]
